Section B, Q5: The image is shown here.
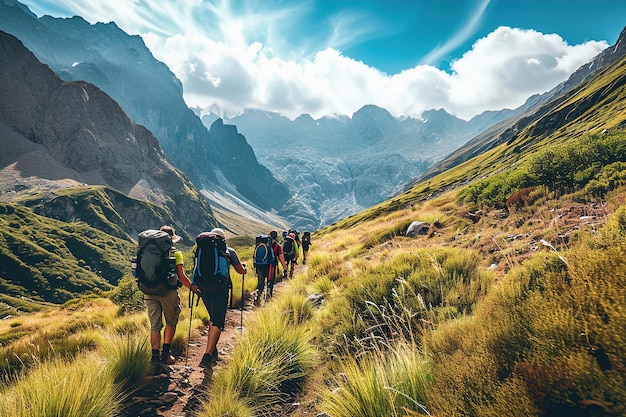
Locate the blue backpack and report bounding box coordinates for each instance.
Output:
[192,232,230,291]
[254,234,275,267]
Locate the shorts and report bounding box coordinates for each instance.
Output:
[144,289,181,332]
[199,286,230,330]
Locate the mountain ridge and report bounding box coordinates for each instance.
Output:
[0,0,290,219]
[0,29,216,243]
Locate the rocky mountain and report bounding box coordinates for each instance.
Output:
[0,0,289,216]
[0,29,216,243]
[0,0,525,231]
[205,104,516,229]
[419,26,626,182]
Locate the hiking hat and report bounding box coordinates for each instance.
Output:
[160,225,181,243]
[211,228,226,239]
[288,232,295,239]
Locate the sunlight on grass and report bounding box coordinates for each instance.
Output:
[320,341,432,417]
[0,355,122,417]
[199,308,316,416]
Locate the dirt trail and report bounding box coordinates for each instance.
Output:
[125,264,305,417]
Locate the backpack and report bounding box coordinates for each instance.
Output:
[254,234,275,267]
[136,229,177,295]
[283,236,296,260]
[192,232,230,291]
[288,229,301,244]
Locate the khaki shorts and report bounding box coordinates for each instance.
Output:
[144,290,181,332]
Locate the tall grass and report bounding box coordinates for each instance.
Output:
[0,355,122,417]
[320,342,432,417]
[100,332,152,392]
[319,248,489,356]
[198,307,316,416]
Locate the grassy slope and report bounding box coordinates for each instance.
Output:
[322,55,626,235]
[0,202,134,306]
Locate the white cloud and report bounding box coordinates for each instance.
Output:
[24,0,609,121]
[157,25,605,121]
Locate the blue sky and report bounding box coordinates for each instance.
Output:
[19,0,626,120]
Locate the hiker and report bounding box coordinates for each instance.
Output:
[141,226,196,365]
[253,231,287,305]
[193,228,247,370]
[301,231,312,264]
[283,232,299,278]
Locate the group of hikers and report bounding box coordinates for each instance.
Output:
[253,229,312,305]
[132,225,312,372]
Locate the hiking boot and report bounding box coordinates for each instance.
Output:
[211,349,219,362]
[161,354,176,365]
[199,353,213,370]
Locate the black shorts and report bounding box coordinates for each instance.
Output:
[199,285,229,330]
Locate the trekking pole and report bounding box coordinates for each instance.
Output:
[229,279,233,309]
[186,289,194,366]
[240,263,246,332]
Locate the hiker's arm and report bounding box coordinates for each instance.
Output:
[175,264,195,291]
[233,263,247,274]
[279,252,287,271]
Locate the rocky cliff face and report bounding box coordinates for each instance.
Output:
[0,0,289,213]
[218,105,504,229]
[0,30,216,243]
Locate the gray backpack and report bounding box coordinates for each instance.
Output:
[136,229,177,294]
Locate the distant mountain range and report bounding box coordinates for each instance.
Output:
[0,0,519,230]
[1,0,624,233]
[200,103,522,229]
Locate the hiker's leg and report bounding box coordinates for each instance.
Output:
[150,330,161,350]
[145,297,163,355]
[163,325,176,344]
[255,268,265,294]
[205,324,221,355]
[159,290,181,364]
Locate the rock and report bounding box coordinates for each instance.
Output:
[161,391,178,404]
[305,293,324,308]
[406,221,431,237]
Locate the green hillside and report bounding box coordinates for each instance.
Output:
[324,55,626,234]
[0,201,134,307]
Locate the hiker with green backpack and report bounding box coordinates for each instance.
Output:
[283,232,299,278]
[134,226,197,365]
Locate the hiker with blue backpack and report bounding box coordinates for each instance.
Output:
[191,227,247,371]
[134,226,197,365]
[253,231,287,305]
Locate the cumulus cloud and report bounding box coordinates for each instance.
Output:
[24,0,609,121]
[148,23,607,121]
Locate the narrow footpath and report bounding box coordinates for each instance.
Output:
[121,264,305,417]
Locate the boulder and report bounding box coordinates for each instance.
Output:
[406,221,431,237]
